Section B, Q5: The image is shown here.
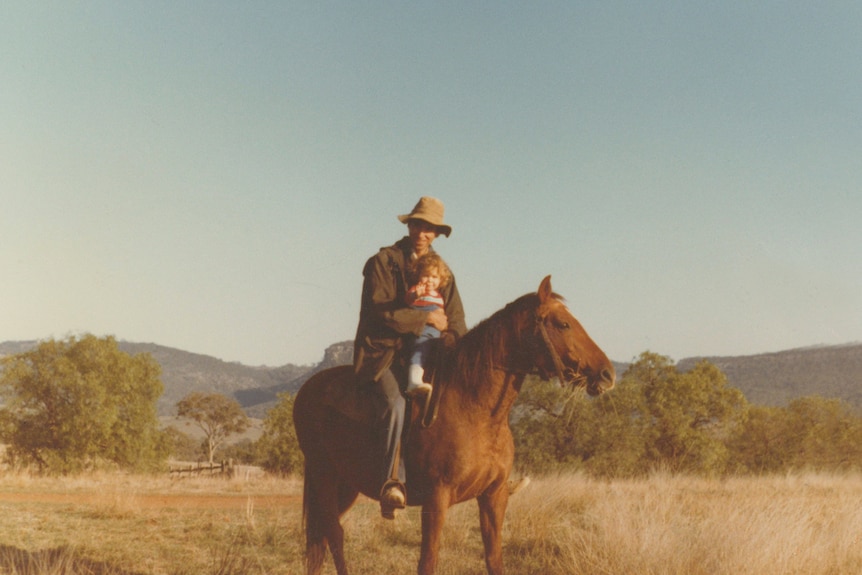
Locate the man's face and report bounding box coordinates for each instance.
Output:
[407,220,439,256]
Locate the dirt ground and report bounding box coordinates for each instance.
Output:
[0,490,301,509]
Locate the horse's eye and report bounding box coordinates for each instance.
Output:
[557,321,570,330]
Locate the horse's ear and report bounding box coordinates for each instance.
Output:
[538,275,553,303]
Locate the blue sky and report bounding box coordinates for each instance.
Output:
[2,2,860,366]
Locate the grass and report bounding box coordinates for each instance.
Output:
[0,471,860,574]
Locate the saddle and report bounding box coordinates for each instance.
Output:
[320,341,444,429]
[317,366,383,425]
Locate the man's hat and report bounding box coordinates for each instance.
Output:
[398,196,452,237]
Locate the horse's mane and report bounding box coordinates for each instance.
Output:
[441,292,542,398]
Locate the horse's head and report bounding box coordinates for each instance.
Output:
[531,276,615,396]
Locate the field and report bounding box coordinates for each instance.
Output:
[1,471,861,575]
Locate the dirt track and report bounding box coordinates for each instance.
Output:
[0,491,302,509]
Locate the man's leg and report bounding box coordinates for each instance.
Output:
[377,369,406,518]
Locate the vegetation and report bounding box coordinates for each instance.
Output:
[2,340,862,573]
[162,424,204,462]
[255,392,303,475]
[729,396,862,473]
[0,335,168,474]
[4,339,861,417]
[2,334,859,479]
[513,351,862,477]
[176,393,250,464]
[0,471,860,574]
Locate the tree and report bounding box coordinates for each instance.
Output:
[729,396,862,473]
[511,376,572,473]
[512,352,749,478]
[576,375,654,477]
[0,335,168,473]
[513,374,652,476]
[639,354,747,475]
[176,392,250,464]
[162,425,201,462]
[782,396,862,470]
[256,392,303,475]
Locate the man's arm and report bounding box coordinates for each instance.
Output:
[364,253,427,336]
[441,277,467,338]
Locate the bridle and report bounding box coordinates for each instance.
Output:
[423,305,588,428]
[490,307,587,388]
[534,311,587,388]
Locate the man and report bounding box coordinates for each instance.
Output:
[353,196,467,519]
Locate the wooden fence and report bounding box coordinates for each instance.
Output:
[168,460,265,479]
[169,460,233,478]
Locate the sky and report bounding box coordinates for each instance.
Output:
[2,2,860,367]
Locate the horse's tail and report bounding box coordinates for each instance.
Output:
[508,475,531,496]
[301,459,312,536]
[294,365,364,574]
[294,373,329,574]
[301,458,327,572]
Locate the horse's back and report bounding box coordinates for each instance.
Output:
[294,365,351,417]
[294,365,380,427]
[293,365,382,497]
[293,365,350,446]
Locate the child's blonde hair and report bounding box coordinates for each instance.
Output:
[412,253,451,288]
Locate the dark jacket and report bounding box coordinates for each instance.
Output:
[353,237,467,383]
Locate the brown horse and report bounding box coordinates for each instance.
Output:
[293,276,615,575]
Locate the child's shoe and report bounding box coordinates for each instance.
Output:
[405,364,432,396]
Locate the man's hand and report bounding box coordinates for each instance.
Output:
[426,308,448,331]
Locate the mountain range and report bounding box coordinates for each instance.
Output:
[1,340,860,417]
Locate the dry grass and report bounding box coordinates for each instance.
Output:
[0,471,860,574]
[504,472,862,575]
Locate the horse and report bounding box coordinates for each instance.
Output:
[293,276,615,575]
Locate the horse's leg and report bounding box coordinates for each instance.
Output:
[418,489,451,575]
[477,483,510,575]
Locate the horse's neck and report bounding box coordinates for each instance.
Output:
[443,331,527,423]
[442,370,522,426]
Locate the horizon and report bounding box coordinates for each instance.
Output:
[2,335,860,369]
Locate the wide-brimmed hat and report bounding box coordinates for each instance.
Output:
[397,196,452,237]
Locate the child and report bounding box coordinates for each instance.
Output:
[404,252,451,396]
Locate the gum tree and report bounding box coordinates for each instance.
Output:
[0,335,168,473]
[176,392,250,464]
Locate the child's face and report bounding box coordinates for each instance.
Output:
[419,268,442,291]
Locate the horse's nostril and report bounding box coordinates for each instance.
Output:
[601,369,615,386]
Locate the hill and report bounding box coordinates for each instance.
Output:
[114,342,315,416]
[677,343,862,407]
[3,340,861,415]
